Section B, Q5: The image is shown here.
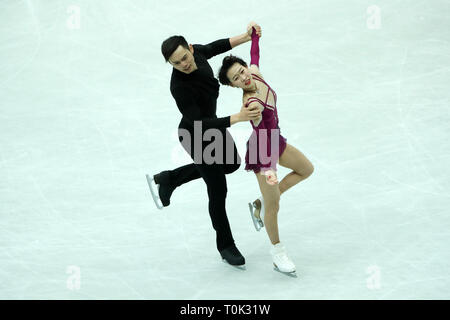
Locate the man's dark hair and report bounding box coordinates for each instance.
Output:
[161,35,189,62]
[218,55,248,85]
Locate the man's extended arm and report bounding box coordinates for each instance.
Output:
[199,22,262,59]
[230,22,261,48]
[229,32,251,48]
[171,85,260,129]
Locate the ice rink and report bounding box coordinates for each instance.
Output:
[1,0,449,299]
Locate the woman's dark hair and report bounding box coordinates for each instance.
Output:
[218,55,248,85]
[161,35,189,62]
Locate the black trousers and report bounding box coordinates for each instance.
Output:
[166,127,241,252]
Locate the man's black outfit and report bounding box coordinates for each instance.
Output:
[155,38,244,264]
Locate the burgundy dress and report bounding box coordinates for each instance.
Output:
[244,28,287,173]
[244,73,287,173]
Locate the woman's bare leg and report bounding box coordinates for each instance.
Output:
[251,144,312,244]
[278,144,314,196]
[255,172,281,245]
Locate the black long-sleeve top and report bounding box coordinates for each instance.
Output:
[170,38,232,131]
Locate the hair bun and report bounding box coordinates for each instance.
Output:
[223,55,233,62]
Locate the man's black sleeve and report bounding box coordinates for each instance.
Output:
[171,85,231,130]
[195,38,232,60]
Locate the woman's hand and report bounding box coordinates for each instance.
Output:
[239,103,261,121]
[247,21,262,38]
[261,169,278,185]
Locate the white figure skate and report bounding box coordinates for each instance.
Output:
[271,243,297,278]
[248,197,265,231]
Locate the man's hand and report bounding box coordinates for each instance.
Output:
[239,103,261,121]
[230,21,261,48]
[247,22,262,38]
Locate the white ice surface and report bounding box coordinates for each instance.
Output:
[0,0,449,299]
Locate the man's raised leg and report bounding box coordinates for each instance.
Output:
[148,163,202,209]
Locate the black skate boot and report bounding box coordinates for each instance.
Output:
[220,245,246,269]
[146,171,174,209]
[153,171,174,207]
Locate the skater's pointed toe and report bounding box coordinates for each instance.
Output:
[248,202,262,231]
[249,197,265,231]
[220,245,245,266]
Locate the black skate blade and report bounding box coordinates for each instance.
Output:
[222,259,246,270]
[146,174,163,210]
[273,265,298,278]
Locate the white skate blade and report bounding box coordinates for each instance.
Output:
[222,259,246,270]
[273,264,298,278]
[248,202,262,231]
[253,201,264,228]
[146,174,163,210]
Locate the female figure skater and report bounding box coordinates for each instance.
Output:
[218,26,314,276]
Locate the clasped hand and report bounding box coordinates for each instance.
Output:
[247,21,262,38]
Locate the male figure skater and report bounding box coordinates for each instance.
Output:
[147,23,262,267]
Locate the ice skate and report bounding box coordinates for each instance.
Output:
[146,171,174,210]
[248,197,265,231]
[271,243,297,278]
[146,174,163,209]
[220,245,246,270]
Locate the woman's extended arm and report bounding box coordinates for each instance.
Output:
[250,27,260,67]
